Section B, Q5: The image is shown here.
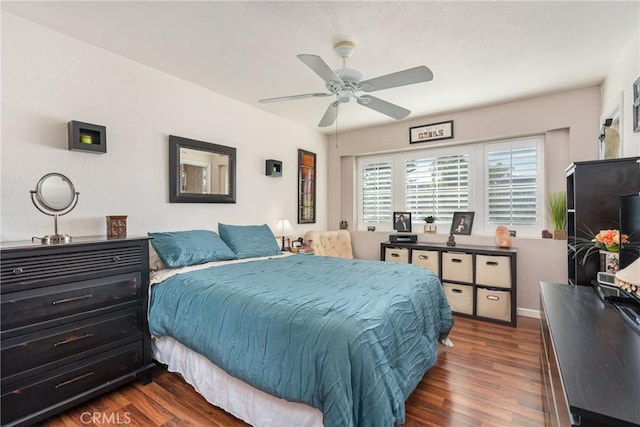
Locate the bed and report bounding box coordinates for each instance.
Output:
[147,226,453,427]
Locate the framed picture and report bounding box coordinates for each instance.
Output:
[633,77,639,133]
[298,149,316,224]
[409,120,454,144]
[450,212,474,235]
[393,211,412,232]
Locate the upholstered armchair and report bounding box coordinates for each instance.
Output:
[304,230,353,259]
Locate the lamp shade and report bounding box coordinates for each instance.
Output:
[274,218,295,237]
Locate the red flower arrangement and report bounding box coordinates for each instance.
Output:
[592,229,629,253]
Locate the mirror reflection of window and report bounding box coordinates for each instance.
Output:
[179,148,230,195]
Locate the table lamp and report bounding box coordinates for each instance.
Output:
[274,218,295,251]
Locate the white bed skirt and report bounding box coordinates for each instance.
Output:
[152,336,324,427]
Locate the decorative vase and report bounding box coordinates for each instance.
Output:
[553,230,567,240]
[424,224,437,234]
[599,250,620,274]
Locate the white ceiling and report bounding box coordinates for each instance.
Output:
[2,1,639,134]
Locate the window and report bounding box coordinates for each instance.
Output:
[358,156,393,226]
[484,138,543,235]
[356,136,544,236]
[405,154,469,224]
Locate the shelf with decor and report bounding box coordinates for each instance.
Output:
[380,241,517,326]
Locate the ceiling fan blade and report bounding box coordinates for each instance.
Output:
[357,95,410,120]
[358,66,433,92]
[318,101,339,127]
[298,54,344,85]
[259,92,332,103]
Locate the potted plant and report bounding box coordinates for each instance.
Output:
[547,191,567,240]
[423,216,437,234]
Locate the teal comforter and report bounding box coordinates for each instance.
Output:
[149,255,453,427]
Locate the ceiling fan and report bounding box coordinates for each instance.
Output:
[259,41,434,127]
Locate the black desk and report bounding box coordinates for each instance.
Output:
[539,282,640,426]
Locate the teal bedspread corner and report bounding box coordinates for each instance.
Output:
[149,256,453,427]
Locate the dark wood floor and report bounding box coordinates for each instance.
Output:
[43,315,545,426]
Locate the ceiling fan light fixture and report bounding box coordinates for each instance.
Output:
[337,89,352,103]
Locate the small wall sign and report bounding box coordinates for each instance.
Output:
[409,120,454,144]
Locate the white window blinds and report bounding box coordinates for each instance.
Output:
[355,136,543,236]
[358,158,393,225]
[405,154,469,223]
[485,140,541,227]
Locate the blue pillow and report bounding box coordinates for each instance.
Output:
[148,230,237,268]
[218,223,282,259]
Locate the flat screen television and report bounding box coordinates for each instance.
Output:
[619,193,640,270]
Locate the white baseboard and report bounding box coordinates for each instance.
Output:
[517,307,540,319]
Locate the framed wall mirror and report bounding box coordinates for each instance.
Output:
[298,149,316,224]
[169,135,236,203]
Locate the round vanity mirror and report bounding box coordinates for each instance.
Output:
[30,173,79,244]
[35,173,77,211]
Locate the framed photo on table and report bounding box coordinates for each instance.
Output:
[450,212,474,235]
[393,211,412,233]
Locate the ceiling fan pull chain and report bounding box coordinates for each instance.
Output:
[335,104,339,149]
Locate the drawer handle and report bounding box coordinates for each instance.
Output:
[418,255,429,260]
[52,294,93,305]
[391,253,399,258]
[451,289,463,294]
[55,371,94,389]
[12,267,24,275]
[486,261,499,266]
[54,333,94,347]
[486,295,500,301]
[451,258,462,263]
[112,256,121,262]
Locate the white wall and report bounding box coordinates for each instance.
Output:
[327,86,603,314]
[1,13,327,242]
[601,28,640,158]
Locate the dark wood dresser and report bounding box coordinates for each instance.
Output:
[539,282,640,426]
[0,236,155,426]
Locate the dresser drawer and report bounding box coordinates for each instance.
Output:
[1,273,141,331]
[443,283,473,314]
[1,245,142,293]
[476,255,512,288]
[476,287,511,322]
[385,247,409,263]
[442,252,473,283]
[2,308,142,380]
[1,342,143,425]
[411,249,439,275]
